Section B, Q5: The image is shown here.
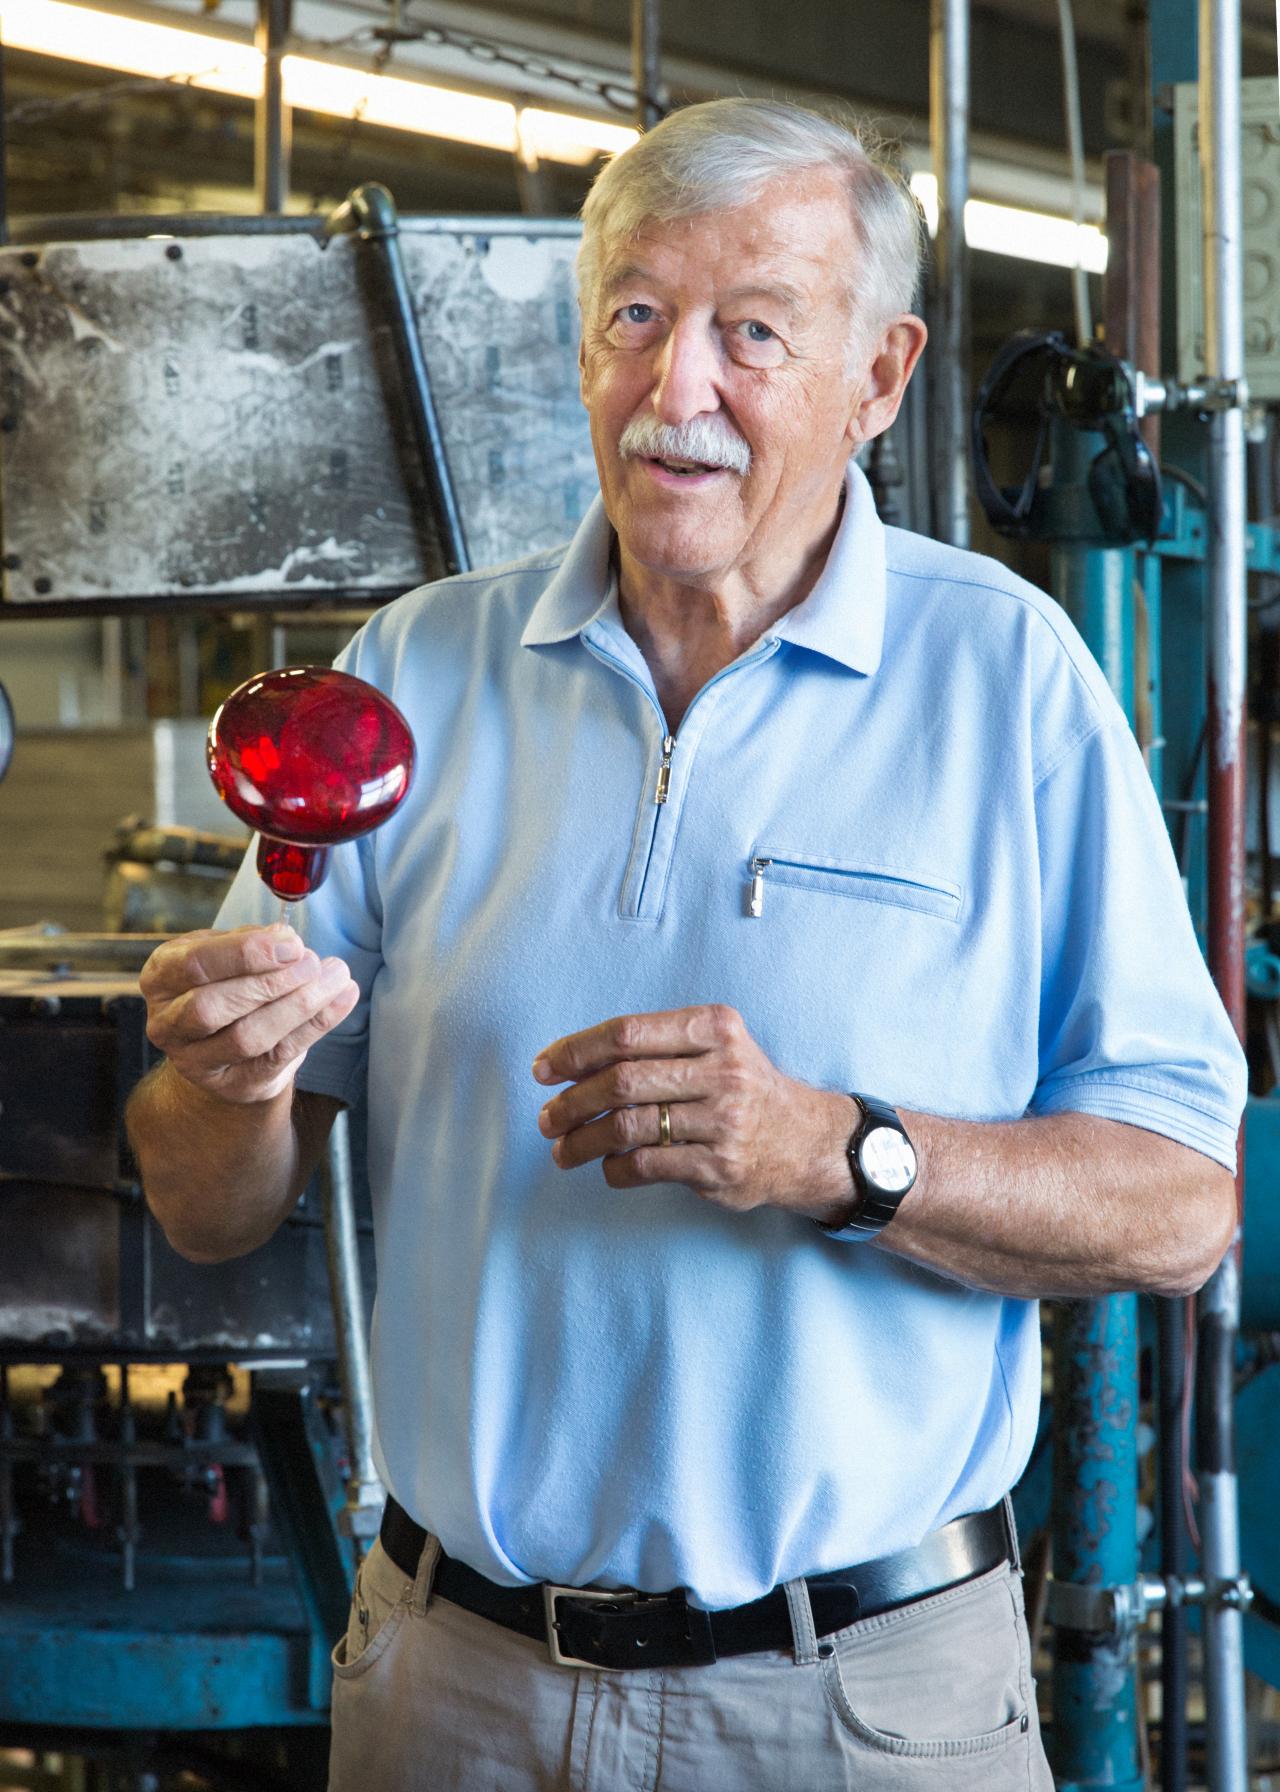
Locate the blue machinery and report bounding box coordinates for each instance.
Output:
[974,0,1280,1783]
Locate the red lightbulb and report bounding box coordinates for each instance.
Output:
[207,666,415,902]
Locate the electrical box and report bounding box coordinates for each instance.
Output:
[1174,76,1280,401]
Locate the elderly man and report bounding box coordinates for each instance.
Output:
[128,99,1245,1791]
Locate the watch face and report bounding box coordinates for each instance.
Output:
[859,1125,918,1194]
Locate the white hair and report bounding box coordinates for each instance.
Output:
[577,97,925,361]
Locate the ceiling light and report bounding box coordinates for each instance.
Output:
[0,0,637,164]
[2,0,262,95]
[910,172,1109,274]
[280,55,517,153]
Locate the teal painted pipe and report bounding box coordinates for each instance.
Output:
[1048,416,1145,1791]
[1241,1093,1280,1331]
[1048,430,1138,728]
[1050,1299,1145,1792]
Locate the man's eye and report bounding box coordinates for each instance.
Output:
[743,321,775,342]
[620,303,655,324]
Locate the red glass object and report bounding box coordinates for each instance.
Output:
[207,666,415,902]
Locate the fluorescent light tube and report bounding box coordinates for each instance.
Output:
[0,0,639,163]
[910,171,1109,273]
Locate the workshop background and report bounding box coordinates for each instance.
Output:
[0,0,1278,1787]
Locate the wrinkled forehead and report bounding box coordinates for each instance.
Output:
[588,182,861,317]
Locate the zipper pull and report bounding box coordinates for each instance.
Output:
[749,856,771,918]
[654,734,674,804]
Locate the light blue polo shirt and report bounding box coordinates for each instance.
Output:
[216,462,1245,1609]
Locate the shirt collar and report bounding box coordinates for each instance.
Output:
[520,459,886,676]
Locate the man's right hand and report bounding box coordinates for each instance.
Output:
[139,923,359,1106]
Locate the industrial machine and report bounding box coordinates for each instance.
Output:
[0,192,598,1788]
[0,0,1278,1784]
[968,47,1280,1788]
[0,933,380,1781]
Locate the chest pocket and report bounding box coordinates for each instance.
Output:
[748,849,963,923]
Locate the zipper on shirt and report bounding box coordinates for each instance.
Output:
[580,628,782,921]
[746,853,963,922]
[654,734,674,805]
[748,856,772,918]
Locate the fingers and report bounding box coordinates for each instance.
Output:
[202,978,361,1104]
[549,1099,714,1170]
[532,1004,744,1086]
[171,957,355,1078]
[141,923,305,1003]
[538,1057,708,1139]
[152,951,329,1050]
[602,1145,708,1190]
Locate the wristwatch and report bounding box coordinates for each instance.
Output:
[816,1094,918,1242]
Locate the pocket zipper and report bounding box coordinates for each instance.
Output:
[748,853,959,920]
[749,855,772,918]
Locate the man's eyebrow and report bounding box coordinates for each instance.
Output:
[720,282,807,316]
[595,272,808,318]
[598,263,654,298]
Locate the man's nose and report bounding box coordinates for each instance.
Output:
[650,320,720,424]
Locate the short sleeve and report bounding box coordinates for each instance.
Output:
[1029,716,1246,1170]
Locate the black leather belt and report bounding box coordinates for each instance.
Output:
[379,1495,1014,1671]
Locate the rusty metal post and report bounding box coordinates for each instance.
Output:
[1197,0,1249,1779]
[1105,148,1192,1791]
[1050,1297,1144,1792]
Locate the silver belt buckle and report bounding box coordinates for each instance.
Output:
[542,1583,641,1669]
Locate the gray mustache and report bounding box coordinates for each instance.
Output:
[618,416,752,476]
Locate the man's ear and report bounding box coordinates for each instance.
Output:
[849,316,928,447]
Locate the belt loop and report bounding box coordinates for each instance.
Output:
[410,1531,442,1618]
[1002,1495,1022,1573]
[783,1577,820,1666]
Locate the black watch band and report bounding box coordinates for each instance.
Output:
[816,1093,918,1242]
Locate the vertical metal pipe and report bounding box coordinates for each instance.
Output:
[1054,0,1093,346]
[929,0,970,547]
[1050,1298,1144,1792]
[1200,0,1247,1041]
[1198,1252,1247,1791]
[1051,539,1137,717]
[1048,416,1143,1792]
[328,184,470,578]
[1198,0,1248,1781]
[631,0,662,129]
[323,1107,382,1554]
[255,0,292,214]
[0,34,9,248]
[101,618,125,725]
[1156,1295,1189,1792]
[0,1367,14,1585]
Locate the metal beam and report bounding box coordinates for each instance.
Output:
[929,0,970,548]
[1198,0,1249,1778]
[255,0,292,214]
[631,0,662,128]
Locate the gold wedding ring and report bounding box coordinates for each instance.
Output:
[658,1102,672,1147]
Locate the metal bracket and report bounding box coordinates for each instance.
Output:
[1048,1571,1253,1636]
[338,1477,385,1541]
[1134,369,1250,415]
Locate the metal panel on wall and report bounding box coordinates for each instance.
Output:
[1174,76,1280,401]
[0,218,597,609]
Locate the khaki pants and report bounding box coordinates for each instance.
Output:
[329,1534,1055,1791]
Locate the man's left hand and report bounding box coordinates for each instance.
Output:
[533,1005,856,1220]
